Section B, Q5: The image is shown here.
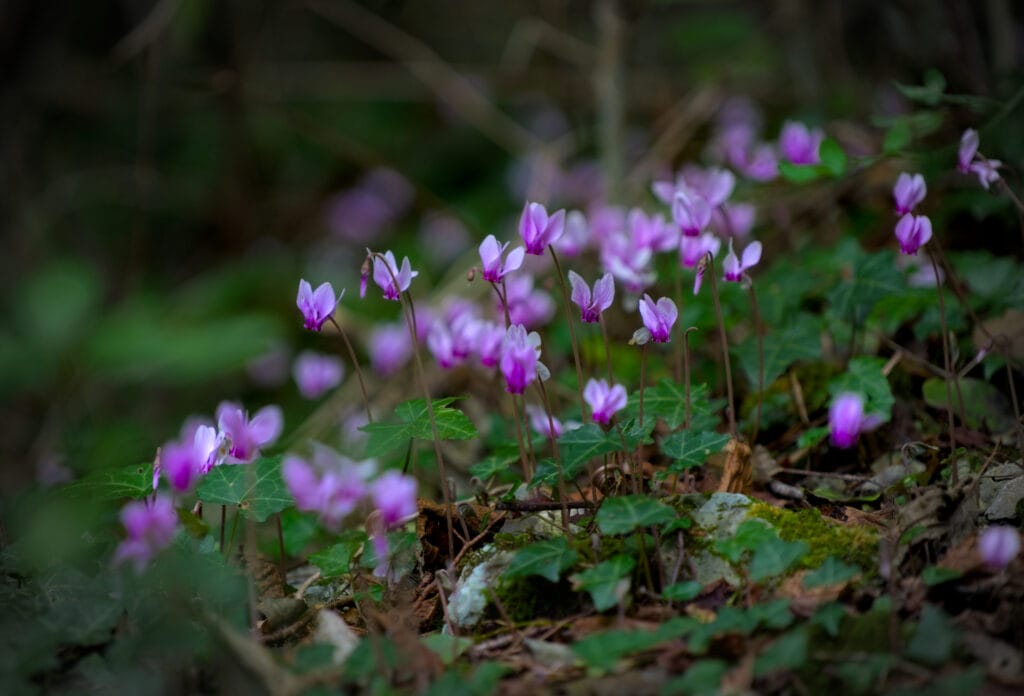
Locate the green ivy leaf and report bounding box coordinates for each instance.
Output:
[505,538,578,583]
[827,247,903,327]
[797,426,830,449]
[818,138,847,177]
[714,519,777,563]
[661,659,727,696]
[906,604,958,666]
[811,602,846,638]
[734,313,822,389]
[597,495,677,535]
[308,531,367,578]
[921,565,963,586]
[557,424,622,478]
[778,160,821,184]
[662,580,703,602]
[829,356,894,423]
[624,381,715,430]
[62,462,153,502]
[196,456,292,522]
[803,556,861,588]
[360,398,478,457]
[660,430,731,472]
[572,555,635,611]
[571,617,695,672]
[753,627,808,677]
[883,120,912,154]
[749,538,809,581]
[922,377,1015,431]
[468,448,519,480]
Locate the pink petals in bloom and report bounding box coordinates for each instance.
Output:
[293,351,344,399]
[478,234,525,282]
[672,190,713,237]
[519,202,566,254]
[894,214,933,256]
[892,173,926,215]
[568,271,615,323]
[584,378,628,425]
[779,120,824,165]
[282,447,375,531]
[372,250,418,301]
[828,393,882,449]
[957,129,979,173]
[722,239,762,282]
[217,402,283,463]
[160,424,221,493]
[638,295,678,343]
[978,526,1020,570]
[957,128,1002,189]
[500,324,542,394]
[114,496,178,573]
[297,280,340,331]
[371,470,418,528]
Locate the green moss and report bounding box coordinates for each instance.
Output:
[748,502,878,570]
[491,576,581,623]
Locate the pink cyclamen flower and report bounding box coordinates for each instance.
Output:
[297,279,340,331]
[958,129,979,173]
[372,250,418,301]
[293,351,344,399]
[779,121,824,165]
[503,274,556,329]
[628,208,677,252]
[969,159,1002,190]
[978,526,1020,570]
[672,190,713,237]
[680,233,721,269]
[893,173,927,215]
[722,239,762,282]
[478,234,525,283]
[472,320,505,368]
[554,210,589,257]
[368,323,412,376]
[600,231,656,293]
[216,402,283,463]
[519,202,566,254]
[371,470,418,528]
[114,496,178,573]
[584,378,628,425]
[526,404,563,438]
[282,448,374,531]
[161,424,221,492]
[500,324,541,394]
[638,294,678,343]
[712,203,756,239]
[894,213,932,255]
[568,271,615,324]
[828,393,882,448]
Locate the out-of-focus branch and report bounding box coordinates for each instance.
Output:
[594,0,626,203]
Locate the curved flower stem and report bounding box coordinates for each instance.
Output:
[683,327,698,430]
[706,254,737,437]
[549,246,588,419]
[327,316,373,424]
[493,280,511,327]
[929,250,958,484]
[599,315,615,383]
[509,393,532,482]
[367,250,455,559]
[673,260,683,382]
[536,379,569,532]
[638,344,648,430]
[746,281,764,443]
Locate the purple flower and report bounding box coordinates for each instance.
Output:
[472,320,505,368]
[526,404,563,438]
[293,351,344,399]
[372,250,418,301]
[368,323,412,376]
[584,378,628,425]
[958,129,979,173]
[297,279,340,331]
[600,232,655,293]
[519,202,566,254]
[504,274,556,329]
[114,496,178,573]
[722,239,762,281]
[828,393,882,448]
[679,233,721,269]
[672,190,713,237]
[282,448,374,531]
[739,144,779,181]
[779,121,824,165]
[427,324,458,369]
[978,526,1020,570]
[478,234,525,283]
[371,470,418,528]
[969,159,1002,190]
[711,203,756,239]
[680,165,735,208]
[216,402,283,464]
[161,424,221,492]
[554,210,590,257]
[500,324,541,394]
[628,208,677,252]
[894,213,932,255]
[638,294,678,343]
[568,271,615,324]
[893,173,927,216]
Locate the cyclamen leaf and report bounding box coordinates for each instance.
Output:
[662,580,703,602]
[778,160,821,184]
[624,380,712,430]
[505,538,578,583]
[557,424,622,478]
[196,456,292,522]
[660,430,731,472]
[714,519,777,563]
[572,555,635,612]
[818,138,847,177]
[827,247,903,327]
[829,356,894,423]
[803,556,861,588]
[734,313,822,389]
[308,531,367,578]
[361,397,478,457]
[597,495,676,535]
[753,627,808,677]
[749,538,810,582]
[922,377,1014,431]
[62,462,154,502]
[906,604,958,666]
[571,617,696,672]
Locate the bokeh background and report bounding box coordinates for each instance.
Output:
[2,0,1022,493]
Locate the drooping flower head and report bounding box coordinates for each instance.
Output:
[628,208,677,252]
[711,203,756,239]
[672,189,713,237]
[478,234,525,283]
[500,324,541,394]
[160,424,221,492]
[978,526,1020,570]
[828,393,882,449]
[584,378,628,425]
[293,351,344,399]
[779,121,824,165]
[519,202,566,254]
[297,280,340,331]
[282,447,375,531]
[371,470,418,528]
[554,210,590,257]
[372,250,418,301]
[114,495,179,574]
[894,213,932,256]
[893,173,927,216]
[600,231,656,293]
[568,271,615,324]
[216,402,283,464]
[958,129,979,173]
[970,159,1002,190]
[638,294,678,343]
[526,404,563,438]
[722,239,762,282]
[680,233,721,269]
